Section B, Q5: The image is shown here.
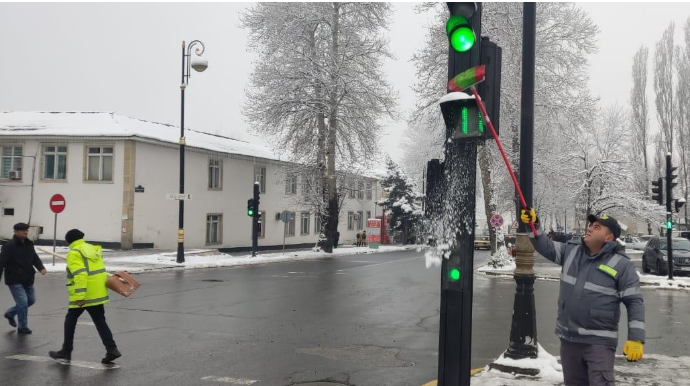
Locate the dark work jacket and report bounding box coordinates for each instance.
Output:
[0,236,45,287]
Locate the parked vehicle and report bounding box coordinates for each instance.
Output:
[474,235,491,250]
[642,237,690,275]
[630,235,654,250]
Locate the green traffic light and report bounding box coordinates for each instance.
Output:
[446,16,475,53]
[248,209,255,217]
[461,107,469,134]
[449,268,461,281]
[666,221,672,230]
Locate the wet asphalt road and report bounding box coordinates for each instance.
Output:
[0,249,688,386]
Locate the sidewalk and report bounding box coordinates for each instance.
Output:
[36,244,420,273]
[423,348,689,385]
[478,249,690,292]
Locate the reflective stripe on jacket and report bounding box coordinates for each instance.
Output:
[66,239,109,309]
[528,227,645,347]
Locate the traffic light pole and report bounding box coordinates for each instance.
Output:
[438,142,478,386]
[252,183,260,257]
[666,154,674,279]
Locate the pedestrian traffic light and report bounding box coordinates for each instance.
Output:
[666,213,673,230]
[449,267,461,281]
[247,199,255,217]
[446,3,478,53]
[440,92,485,140]
[651,178,663,205]
[675,198,686,213]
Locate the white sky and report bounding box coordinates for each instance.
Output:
[1,2,689,164]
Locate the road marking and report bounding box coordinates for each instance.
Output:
[6,355,120,370]
[78,320,95,326]
[201,375,258,384]
[288,271,305,274]
[340,256,422,272]
[349,260,374,263]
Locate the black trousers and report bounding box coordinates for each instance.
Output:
[560,339,615,386]
[62,304,117,353]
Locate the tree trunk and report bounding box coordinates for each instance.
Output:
[324,2,341,254]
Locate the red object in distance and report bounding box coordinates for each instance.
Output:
[49,194,66,214]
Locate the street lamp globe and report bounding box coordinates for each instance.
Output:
[191,56,208,72]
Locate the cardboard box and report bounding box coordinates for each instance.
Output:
[106,271,140,297]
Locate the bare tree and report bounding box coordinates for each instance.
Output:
[675,17,690,224]
[654,22,675,154]
[630,45,653,233]
[242,3,397,252]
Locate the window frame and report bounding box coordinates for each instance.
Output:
[205,213,223,245]
[254,165,266,193]
[208,158,223,190]
[1,144,23,181]
[285,173,297,195]
[357,181,365,200]
[357,211,364,230]
[258,210,266,239]
[300,212,310,235]
[41,144,68,181]
[366,182,373,200]
[84,144,114,183]
[286,211,296,237]
[314,214,322,234]
[348,211,354,231]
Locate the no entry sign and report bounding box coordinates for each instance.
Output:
[50,194,66,214]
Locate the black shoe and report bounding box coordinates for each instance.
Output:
[49,350,71,363]
[17,328,32,334]
[101,348,121,364]
[3,313,16,328]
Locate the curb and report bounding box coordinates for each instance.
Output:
[421,368,485,386]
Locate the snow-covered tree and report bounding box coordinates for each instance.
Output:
[378,158,423,245]
[674,17,690,224]
[241,3,397,252]
[654,22,675,155]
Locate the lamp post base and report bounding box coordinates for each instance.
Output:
[504,232,538,360]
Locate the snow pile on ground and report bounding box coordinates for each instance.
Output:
[38,245,417,273]
[479,246,516,272]
[638,273,690,290]
[473,343,562,385]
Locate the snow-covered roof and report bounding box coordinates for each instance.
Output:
[0,111,282,162]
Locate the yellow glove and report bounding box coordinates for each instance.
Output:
[520,208,537,224]
[623,340,643,362]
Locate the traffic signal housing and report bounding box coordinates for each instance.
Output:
[676,198,686,213]
[247,199,255,217]
[651,178,663,205]
[440,92,486,141]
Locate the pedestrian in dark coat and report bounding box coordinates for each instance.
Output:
[356,232,362,247]
[0,223,46,334]
[362,230,367,247]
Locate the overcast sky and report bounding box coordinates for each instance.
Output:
[1,2,690,165]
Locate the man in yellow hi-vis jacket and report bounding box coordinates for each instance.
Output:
[49,229,121,364]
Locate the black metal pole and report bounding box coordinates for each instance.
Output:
[505,2,538,360]
[177,41,186,264]
[666,154,674,279]
[252,183,259,257]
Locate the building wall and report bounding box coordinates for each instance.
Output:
[131,141,382,249]
[0,138,125,243]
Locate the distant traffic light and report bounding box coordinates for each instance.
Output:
[247,199,255,217]
[666,213,673,230]
[651,178,663,205]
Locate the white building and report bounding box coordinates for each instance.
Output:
[0,112,382,250]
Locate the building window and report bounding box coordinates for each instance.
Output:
[314,214,322,234]
[86,146,113,181]
[349,183,356,199]
[206,214,222,245]
[285,173,297,194]
[300,212,310,235]
[254,165,266,193]
[348,211,354,231]
[366,211,371,223]
[357,211,364,230]
[287,211,296,237]
[208,159,222,189]
[366,182,373,200]
[1,145,23,179]
[3,208,14,216]
[357,181,364,200]
[42,145,67,180]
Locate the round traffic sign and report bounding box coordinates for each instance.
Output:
[490,214,504,228]
[50,194,66,214]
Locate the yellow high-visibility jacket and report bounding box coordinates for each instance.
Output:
[66,239,109,309]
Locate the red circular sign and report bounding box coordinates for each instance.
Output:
[49,194,66,214]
